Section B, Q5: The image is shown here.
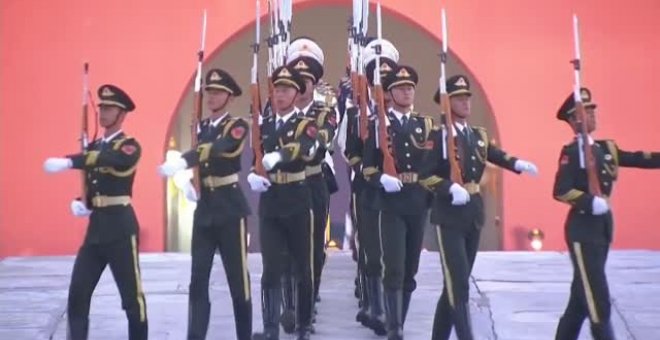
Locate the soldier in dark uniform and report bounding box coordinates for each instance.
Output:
[552,88,660,340]
[249,64,319,340]
[158,69,252,340]
[421,75,537,340]
[361,65,434,340]
[342,38,399,336]
[273,37,337,333]
[43,85,148,340]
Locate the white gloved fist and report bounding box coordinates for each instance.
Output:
[449,183,471,206]
[591,196,609,215]
[514,159,539,176]
[158,157,188,177]
[380,174,403,193]
[262,152,283,171]
[44,157,72,174]
[247,172,271,192]
[70,199,92,217]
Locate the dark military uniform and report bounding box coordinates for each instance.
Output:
[252,65,318,340]
[361,65,433,339]
[553,88,660,340]
[347,57,399,335]
[180,69,252,340]
[65,85,148,340]
[422,76,521,340]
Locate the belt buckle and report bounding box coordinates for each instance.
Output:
[276,172,286,183]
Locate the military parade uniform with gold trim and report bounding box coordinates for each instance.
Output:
[422,76,524,340]
[251,65,319,340]
[553,88,660,340]
[362,65,433,339]
[348,49,399,335]
[179,69,252,340]
[63,85,148,340]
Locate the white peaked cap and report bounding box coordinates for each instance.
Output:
[363,39,399,65]
[286,38,324,65]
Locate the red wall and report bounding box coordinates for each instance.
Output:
[2,0,660,256]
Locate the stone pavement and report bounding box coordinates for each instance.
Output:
[0,250,657,339]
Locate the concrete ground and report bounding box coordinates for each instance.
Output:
[0,250,657,339]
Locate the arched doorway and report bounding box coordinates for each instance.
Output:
[163,2,504,252]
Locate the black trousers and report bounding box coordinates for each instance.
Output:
[308,174,330,298]
[259,210,314,326]
[188,216,251,340]
[67,235,148,340]
[432,224,481,340]
[555,242,613,340]
[378,210,426,292]
[357,192,383,278]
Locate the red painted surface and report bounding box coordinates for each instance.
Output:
[2,0,660,256]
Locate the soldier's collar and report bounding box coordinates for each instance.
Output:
[390,108,411,123]
[209,112,229,127]
[275,109,297,124]
[297,100,314,115]
[102,129,124,143]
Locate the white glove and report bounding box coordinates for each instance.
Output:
[591,196,609,215]
[70,199,92,217]
[262,152,283,171]
[449,183,471,206]
[247,172,271,192]
[514,159,539,176]
[158,157,188,177]
[380,174,403,193]
[44,158,72,174]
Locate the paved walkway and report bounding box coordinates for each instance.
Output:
[1,250,657,339]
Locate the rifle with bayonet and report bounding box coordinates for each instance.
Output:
[190,10,207,194]
[373,1,396,176]
[571,14,602,196]
[438,8,463,184]
[251,0,266,176]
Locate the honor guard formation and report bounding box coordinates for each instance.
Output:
[40,1,660,340]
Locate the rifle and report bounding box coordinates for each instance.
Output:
[438,8,463,184]
[571,14,602,196]
[251,0,266,176]
[191,10,207,194]
[80,62,90,199]
[373,1,396,176]
[357,0,370,141]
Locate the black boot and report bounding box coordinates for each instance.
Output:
[383,289,403,340]
[295,281,314,340]
[280,275,296,334]
[554,315,583,340]
[187,299,210,340]
[127,314,148,340]
[367,276,387,336]
[452,302,473,340]
[431,293,452,340]
[590,320,615,340]
[233,298,252,340]
[355,272,370,326]
[401,291,412,327]
[252,289,281,340]
[66,315,89,340]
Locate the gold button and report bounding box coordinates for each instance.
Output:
[604,182,609,186]
[407,165,411,169]
[601,170,606,174]
[404,142,408,147]
[92,180,98,184]
[406,153,410,157]
[472,167,476,171]
[472,156,476,160]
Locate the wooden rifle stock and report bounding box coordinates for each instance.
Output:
[81,62,89,200]
[358,75,369,141]
[191,50,204,194]
[251,84,266,176]
[374,84,396,176]
[576,102,602,196]
[440,94,463,184]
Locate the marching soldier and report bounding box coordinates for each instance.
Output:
[249,65,319,340]
[421,75,538,340]
[553,88,660,340]
[274,37,338,333]
[43,85,148,340]
[343,38,399,335]
[158,69,252,340]
[362,65,434,340]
